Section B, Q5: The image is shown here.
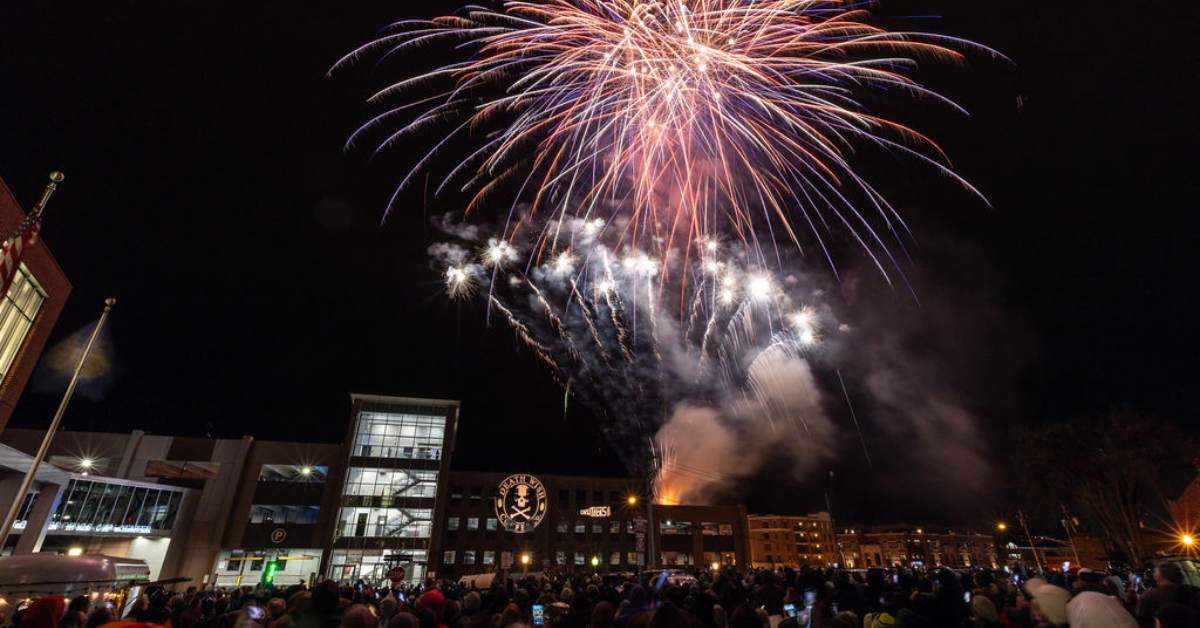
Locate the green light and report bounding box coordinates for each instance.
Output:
[262,559,279,586]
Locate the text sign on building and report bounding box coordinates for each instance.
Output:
[495,474,547,533]
[579,506,610,518]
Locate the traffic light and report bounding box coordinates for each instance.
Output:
[261,559,279,586]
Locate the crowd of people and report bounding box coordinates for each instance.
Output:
[1,562,1197,628]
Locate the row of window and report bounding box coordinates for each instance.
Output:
[353,412,445,460]
[448,488,631,506]
[0,265,45,385]
[48,479,184,532]
[441,550,643,567]
[336,507,433,539]
[250,504,320,525]
[258,464,328,483]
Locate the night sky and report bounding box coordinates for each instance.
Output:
[0,1,1196,522]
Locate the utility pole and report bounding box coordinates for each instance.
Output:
[1059,504,1082,566]
[1017,509,1044,572]
[0,298,116,551]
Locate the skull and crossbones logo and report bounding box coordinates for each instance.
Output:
[495,474,547,533]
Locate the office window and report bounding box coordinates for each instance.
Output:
[0,265,45,384]
[610,520,621,534]
[574,520,585,534]
[719,524,734,536]
[610,552,620,566]
[443,550,456,565]
[483,551,495,565]
[574,552,584,565]
[463,550,476,565]
[467,517,479,531]
[627,552,640,566]
[258,464,327,483]
[557,519,569,533]
[701,522,720,536]
[486,517,498,531]
[592,522,603,534]
[447,517,460,531]
[249,505,319,525]
[556,551,566,565]
[353,411,445,459]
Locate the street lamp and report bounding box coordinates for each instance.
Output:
[300,466,313,476]
[627,495,638,506]
[591,555,600,568]
[996,522,1007,532]
[520,553,531,572]
[1182,534,1195,548]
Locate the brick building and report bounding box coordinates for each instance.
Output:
[836,525,996,569]
[746,512,835,568]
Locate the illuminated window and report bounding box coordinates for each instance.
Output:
[443,550,456,565]
[610,520,621,534]
[574,552,585,565]
[467,517,479,531]
[592,522,603,534]
[258,464,327,483]
[610,552,620,565]
[0,265,45,383]
[574,520,585,534]
[447,517,459,531]
[463,550,476,565]
[486,517,498,531]
[557,519,569,533]
[483,551,495,565]
[556,552,566,565]
[627,552,640,566]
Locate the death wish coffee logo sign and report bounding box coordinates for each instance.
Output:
[495,474,547,533]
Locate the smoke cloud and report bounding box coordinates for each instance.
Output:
[655,348,837,504]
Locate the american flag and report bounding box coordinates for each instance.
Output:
[0,209,42,299]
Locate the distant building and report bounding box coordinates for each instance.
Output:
[746,512,835,568]
[836,524,996,569]
[0,176,72,431]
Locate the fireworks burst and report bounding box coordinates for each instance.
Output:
[344,0,997,501]
[338,0,999,282]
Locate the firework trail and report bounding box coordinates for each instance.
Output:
[336,0,1000,285]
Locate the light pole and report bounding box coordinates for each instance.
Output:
[0,298,116,551]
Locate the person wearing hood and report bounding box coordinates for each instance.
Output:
[969,595,1002,628]
[1024,579,1070,628]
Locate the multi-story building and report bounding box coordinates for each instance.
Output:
[0,175,72,430]
[433,470,747,577]
[746,513,835,568]
[836,525,996,569]
[0,427,344,586]
[324,395,459,585]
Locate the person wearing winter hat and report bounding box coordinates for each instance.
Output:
[1024,579,1070,627]
[1065,591,1137,628]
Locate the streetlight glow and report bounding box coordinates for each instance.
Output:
[627,495,638,506]
[520,553,531,565]
[79,458,94,470]
[300,466,312,476]
[996,522,1007,532]
[590,555,599,567]
[1183,534,1195,547]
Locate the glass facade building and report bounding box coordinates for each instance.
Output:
[327,396,457,585]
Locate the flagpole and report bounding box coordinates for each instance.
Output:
[0,297,115,552]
